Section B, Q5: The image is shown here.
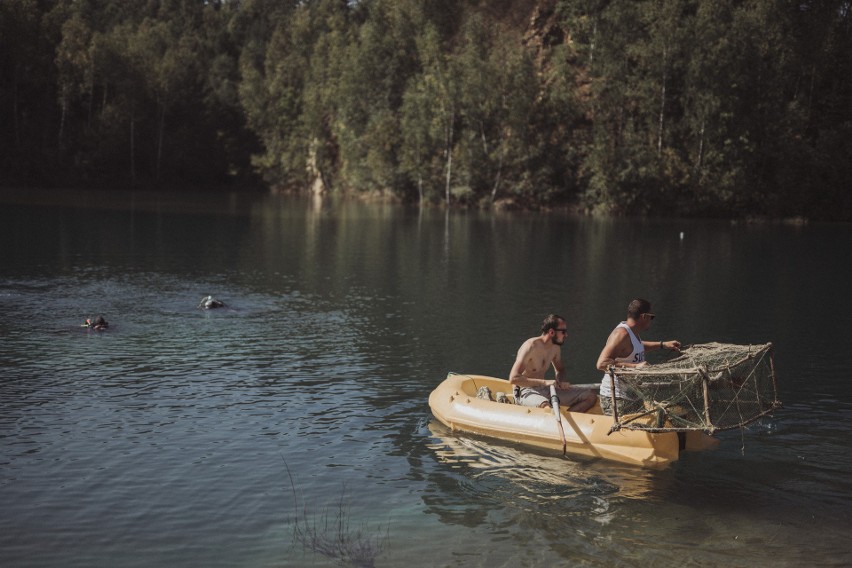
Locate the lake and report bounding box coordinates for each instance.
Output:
[1,188,850,567]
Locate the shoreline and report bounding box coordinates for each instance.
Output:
[1,185,821,225]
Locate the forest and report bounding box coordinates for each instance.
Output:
[1,0,850,220]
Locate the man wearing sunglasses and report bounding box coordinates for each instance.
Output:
[596,298,681,415]
[509,314,597,412]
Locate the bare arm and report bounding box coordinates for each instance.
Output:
[509,346,528,385]
[642,339,682,352]
[551,348,567,387]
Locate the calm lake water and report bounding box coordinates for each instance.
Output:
[1,188,850,567]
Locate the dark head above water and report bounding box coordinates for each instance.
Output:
[198,295,226,309]
[83,315,109,330]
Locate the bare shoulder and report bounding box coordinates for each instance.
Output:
[605,326,633,355]
[515,336,538,356]
[607,326,628,342]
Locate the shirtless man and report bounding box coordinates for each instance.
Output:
[509,314,597,412]
[595,298,681,415]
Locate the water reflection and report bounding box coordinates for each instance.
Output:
[425,421,665,504]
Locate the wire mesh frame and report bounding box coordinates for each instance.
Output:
[607,342,782,434]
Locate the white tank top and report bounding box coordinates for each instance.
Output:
[599,322,644,399]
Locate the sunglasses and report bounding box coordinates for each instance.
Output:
[555,328,568,333]
[643,313,656,320]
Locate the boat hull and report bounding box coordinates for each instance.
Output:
[429,374,718,468]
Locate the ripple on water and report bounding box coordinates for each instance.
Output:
[3,208,852,568]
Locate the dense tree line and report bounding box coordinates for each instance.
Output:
[1,0,850,219]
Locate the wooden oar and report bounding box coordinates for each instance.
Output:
[549,385,567,456]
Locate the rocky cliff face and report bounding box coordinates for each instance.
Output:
[523,1,566,53]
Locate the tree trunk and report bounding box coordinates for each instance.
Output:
[58,88,67,156]
[444,113,454,207]
[13,63,20,147]
[130,110,136,186]
[696,117,705,170]
[156,104,165,183]
[590,19,597,67]
[87,61,95,130]
[491,142,504,203]
[657,45,668,156]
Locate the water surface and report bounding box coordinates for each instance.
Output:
[1,188,850,567]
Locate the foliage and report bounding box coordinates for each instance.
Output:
[1,0,850,219]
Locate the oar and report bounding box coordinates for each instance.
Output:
[549,385,567,456]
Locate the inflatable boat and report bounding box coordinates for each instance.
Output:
[428,373,719,467]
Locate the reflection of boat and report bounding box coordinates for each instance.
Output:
[426,421,662,500]
[429,373,718,468]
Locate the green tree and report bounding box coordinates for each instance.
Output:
[455,14,537,204]
[327,0,427,197]
[1,0,849,219]
[55,15,94,156]
[400,74,439,205]
[681,0,748,214]
[417,24,460,206]
[0,0,61,182]
[237,2,309,187]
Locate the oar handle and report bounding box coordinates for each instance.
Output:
[549,385,561,420]
[549,385,567,455]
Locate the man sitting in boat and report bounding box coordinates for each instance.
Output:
[595,298,681,415]
[509,314,597,412]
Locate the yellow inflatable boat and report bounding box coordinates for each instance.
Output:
[428,373,719,468]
